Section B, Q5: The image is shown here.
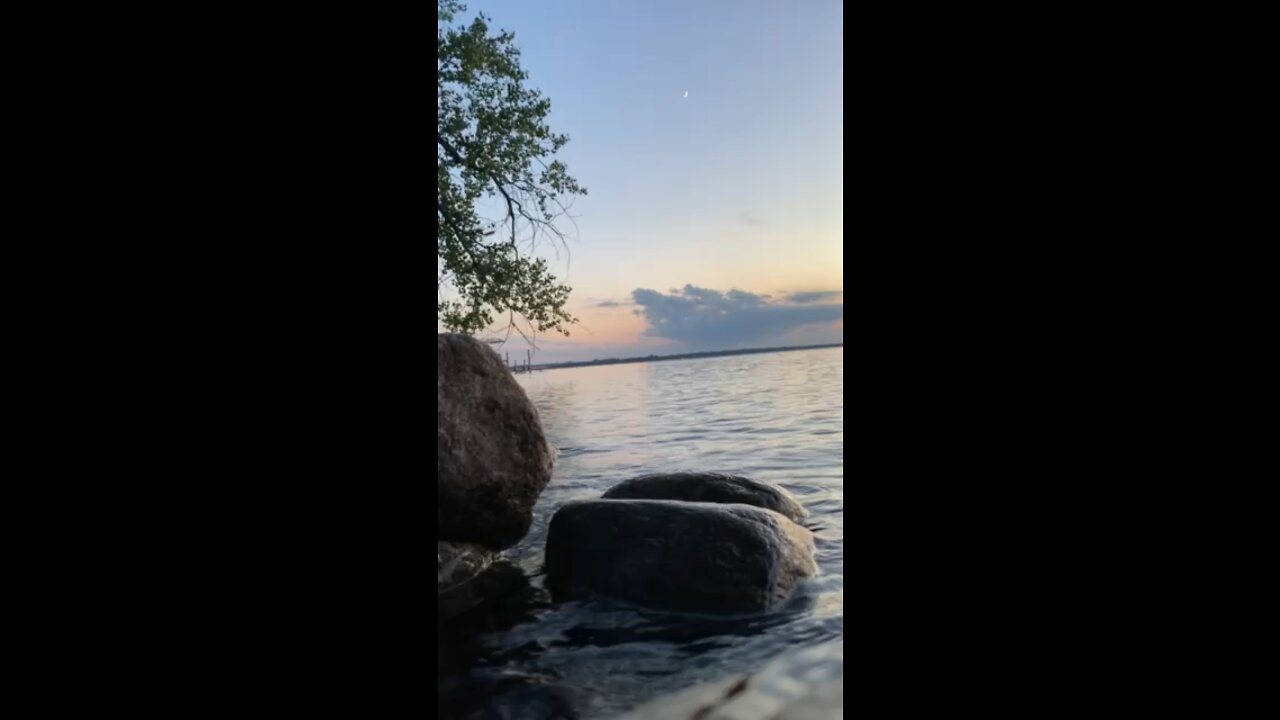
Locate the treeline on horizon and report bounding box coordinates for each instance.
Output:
[528,343,844,372]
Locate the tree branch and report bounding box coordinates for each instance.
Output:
[439,133,554,251]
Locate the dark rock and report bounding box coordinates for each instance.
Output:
[438,333,554,549]
[438,545,540,634]
[439,541,496,589]
[438,556,545,700]
[602,472,808,523]
[438,541,497,623]
[545,500,817,614]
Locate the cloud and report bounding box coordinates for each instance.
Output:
[786,290,842,304]
[631,284,843,348]
[738,211,768,227]
[594,300,624,307]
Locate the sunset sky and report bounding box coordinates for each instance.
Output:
[443,0,844,363]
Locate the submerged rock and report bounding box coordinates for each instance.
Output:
[438,553,546,700]
[545,499,817,614]
[602,472,808,523]
[438,541,495,588]
[438,333,554,550]
[617,639,843,720]
[438,541,497,624]
[438,547,540,633]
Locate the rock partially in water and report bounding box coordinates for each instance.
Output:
[438,333,554,550]
[438,555,548,704]
[617,639,843,720]
[438,547,541,636]
[438,541,497,622]
[439,541,495,587]
[602,472,809,524]
[545,499,817,614]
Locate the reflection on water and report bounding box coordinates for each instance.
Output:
[457,347,843,719]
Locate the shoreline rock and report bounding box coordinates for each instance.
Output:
[438,333,554,550]
[438,541,498,623]
[546,499,817,614]
[602,472,808,524]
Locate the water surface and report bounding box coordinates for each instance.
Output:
[463,347,843,718]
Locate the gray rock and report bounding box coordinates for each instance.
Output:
[602,473,808,523]
[617,639,843,720]
[438,541,495,591]
[438,334,554,549]
[438,542,537,639]
[545,499,817,614]
[438,541,497,622]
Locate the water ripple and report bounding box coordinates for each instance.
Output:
[468,348,843,719]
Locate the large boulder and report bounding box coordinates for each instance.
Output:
[602,473,808,524]
[545,499,817,614]
[618,639,843,720]
[438,334,554,549]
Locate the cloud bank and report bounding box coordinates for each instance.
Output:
[786,290,842,304]
[631,284,842,348]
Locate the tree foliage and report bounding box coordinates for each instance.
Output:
[438,0,586,338]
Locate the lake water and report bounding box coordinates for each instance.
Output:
[457,346,843,718]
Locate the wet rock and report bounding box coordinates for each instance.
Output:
[439,541,495,589]
[438,541,497,623]
[602,473,808,523]
[438,558,546,703]
[438,333,555,550]
[438,550,539,634]
[545,499,817,614]
[617,639,843,720]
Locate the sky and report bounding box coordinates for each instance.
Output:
[441,0,844,363]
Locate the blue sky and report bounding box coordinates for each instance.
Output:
[444,0,844,362]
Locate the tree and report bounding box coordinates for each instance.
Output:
[438,0,586,339]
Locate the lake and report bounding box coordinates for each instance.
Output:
[456,346,843,718]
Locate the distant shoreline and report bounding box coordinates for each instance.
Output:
[518,342,843,373]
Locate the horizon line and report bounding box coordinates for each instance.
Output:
[514,342,844,373]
